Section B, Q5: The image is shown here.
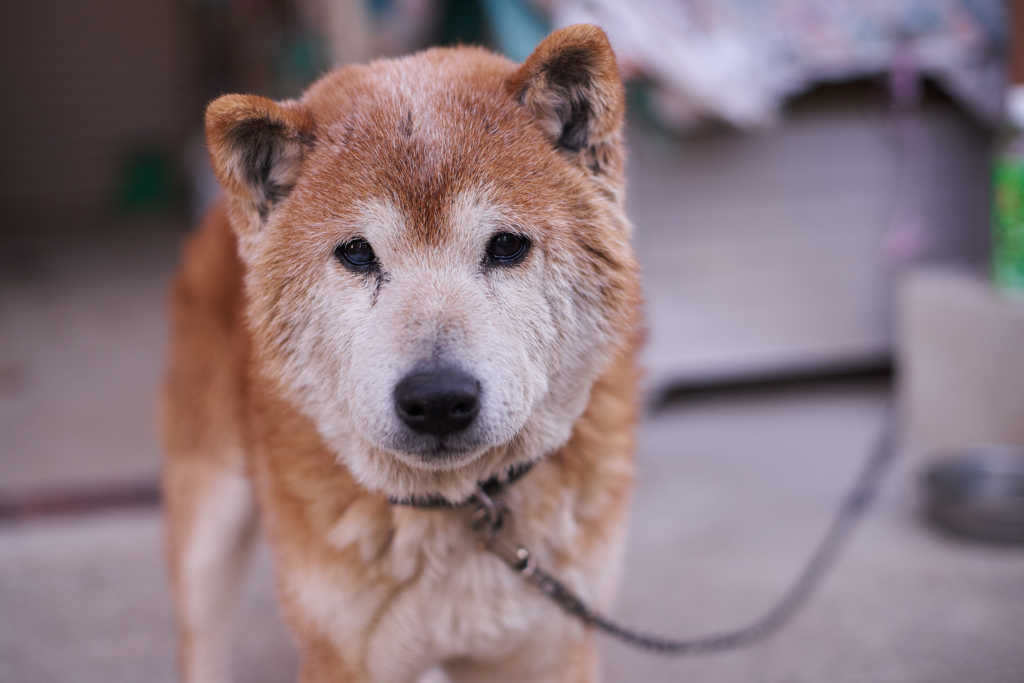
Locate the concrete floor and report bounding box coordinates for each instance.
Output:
[2,378,1024,682]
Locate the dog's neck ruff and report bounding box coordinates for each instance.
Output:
[387,461,535,508]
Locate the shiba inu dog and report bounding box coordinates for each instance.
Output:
[161,24,642,683]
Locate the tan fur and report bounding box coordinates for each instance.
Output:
[162,25,642,683]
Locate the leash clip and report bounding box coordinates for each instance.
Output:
[469,486,507,537]
[469,486,538,578]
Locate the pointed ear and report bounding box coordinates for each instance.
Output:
[205,94,315,222]
[507,24,624,168]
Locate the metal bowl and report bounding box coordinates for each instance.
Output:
[921,446,1024,544]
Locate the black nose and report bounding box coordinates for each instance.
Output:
[394,367,481,437]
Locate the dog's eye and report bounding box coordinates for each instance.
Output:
[335,238,377,271]
[485,232,530,266]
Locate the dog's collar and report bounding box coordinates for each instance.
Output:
[387,460,536,508]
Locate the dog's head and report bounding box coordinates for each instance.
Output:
[206,25,639,501]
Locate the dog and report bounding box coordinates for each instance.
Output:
[161,24,642,683]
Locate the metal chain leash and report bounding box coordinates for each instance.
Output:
[472,411,897,655]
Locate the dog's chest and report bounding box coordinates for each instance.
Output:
[290,501,583,681]
[374,530,564,674]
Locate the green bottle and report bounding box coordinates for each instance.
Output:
[993,85,1024,291]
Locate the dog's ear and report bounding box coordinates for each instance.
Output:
[507,24,624,171]
[205,94,315,224]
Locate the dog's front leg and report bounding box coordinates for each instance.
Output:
[296,637,364,683]
[445,632,600,683]
[164,459,257,683]
[561,635,600,683]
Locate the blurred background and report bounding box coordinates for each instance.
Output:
[2,1,1023,682]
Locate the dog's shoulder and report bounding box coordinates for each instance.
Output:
[171,201,245,318]
[161,201,250,458]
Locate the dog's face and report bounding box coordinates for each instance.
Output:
[206,26,638,501]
